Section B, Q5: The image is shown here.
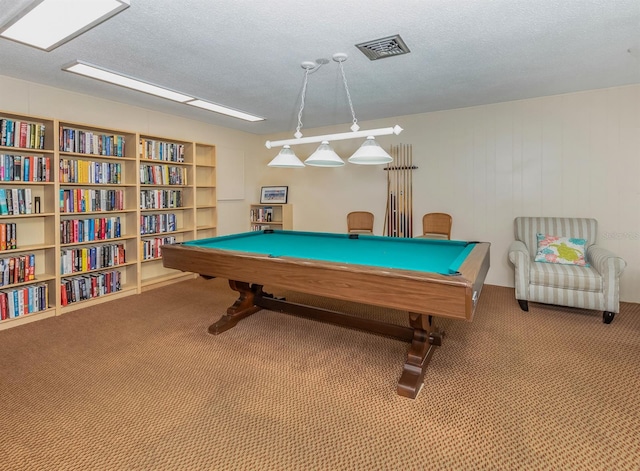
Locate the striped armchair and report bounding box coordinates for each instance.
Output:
[508,217,626,324]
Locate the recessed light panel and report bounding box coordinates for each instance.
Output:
[0,0,130,51]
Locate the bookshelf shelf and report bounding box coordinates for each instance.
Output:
[0,308,56,331]
[0,112,216,328]
[1,243,57,253]
[59,285,138,314]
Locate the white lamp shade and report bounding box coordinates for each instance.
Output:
[304,141,345,167]
[348,136,393,165]
[267,145,305,168]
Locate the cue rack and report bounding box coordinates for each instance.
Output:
[384,144,418,238]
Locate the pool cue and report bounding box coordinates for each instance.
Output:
[402,144,406,237]
[408,145,413,237]
[384,160,391,236]
[404,144,409,237]
[400,144,406,237]
[395,145,400,237]
[390,145,395,236]
[403,144,408,237]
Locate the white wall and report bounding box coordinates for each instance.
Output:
[255,85,640,303]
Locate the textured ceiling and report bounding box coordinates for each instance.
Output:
[0,0,639,136]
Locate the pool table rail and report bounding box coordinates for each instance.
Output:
[162,241,490,321]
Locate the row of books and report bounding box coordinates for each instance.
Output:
[59,188,125,213]
[0,118,46,150]
[59,159,122,184]
[60,270,121,306]
[59,127,125,157]
[141,236,176,260]
[60,243,126,275]
[0,253,36,287]
[251,225,272,231]
[0,223,17,251]
[141,213,176,235]
[140,189,183,210]
[0,188,34,215]
[140,139,185,162]
[250,207,274,222]
[139,164,187,185]
[60,216,122,244]
[0,154,51,182]
[0,283,48,320]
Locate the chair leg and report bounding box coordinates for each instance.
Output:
[517,299,529,312]
[603,311,615,324]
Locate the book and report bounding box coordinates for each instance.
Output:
[23,157,30,182]
[59,282,67,306]
[17,188,26,214]
[8,223,16,249]
[28,254,35,280]
[10,188,19,215]
[25,188,32,214]
[0,188,7,215]
[0,292,7,320]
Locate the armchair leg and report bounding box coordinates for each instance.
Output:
[517,300,529,312]
[603,311,615,324]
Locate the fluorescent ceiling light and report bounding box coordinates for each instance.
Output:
[63,61,195,102]
[0,0,130,52]
[186,100,264,122]
[62,61,264,122]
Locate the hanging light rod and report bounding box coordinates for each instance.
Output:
[267,53,402,168]
[265,125,403,149]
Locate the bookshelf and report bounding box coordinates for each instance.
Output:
[249,204,292,231]
[0,112,57,327]
[139,135,196,290]
[195,143,217,240]
[0,111,217,330]
[58,121,139,313]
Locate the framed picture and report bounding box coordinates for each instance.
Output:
[260,186,288,204]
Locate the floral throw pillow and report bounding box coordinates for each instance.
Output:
[534,234,589,267]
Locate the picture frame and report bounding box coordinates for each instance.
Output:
[260,186,288,204]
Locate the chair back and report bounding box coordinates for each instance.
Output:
[514,217,598,258]
[422,213,452,239]
[347,211,374,234]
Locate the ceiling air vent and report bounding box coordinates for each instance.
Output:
[355,34,410,61]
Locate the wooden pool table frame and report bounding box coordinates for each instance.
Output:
[162,236,490,398]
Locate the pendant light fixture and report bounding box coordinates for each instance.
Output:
[267,145,305,168]
[266,53,402,168]
[348,136,394,165]
[304,141,345,167]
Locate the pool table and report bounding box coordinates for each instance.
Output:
[162,230,490,398]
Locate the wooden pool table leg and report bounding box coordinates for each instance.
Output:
[397,312,443,399]
[208,281,263,335]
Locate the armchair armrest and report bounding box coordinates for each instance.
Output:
[508,240,530,300]
[587,245,626,277]
[587,245,626,313]
[508,240,530,266]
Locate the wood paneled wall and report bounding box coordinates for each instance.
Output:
[259,85,640,302]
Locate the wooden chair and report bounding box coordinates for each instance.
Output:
[347,211,374,234]
[421,213,452,239]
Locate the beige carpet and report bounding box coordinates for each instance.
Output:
[0,277,639,470]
